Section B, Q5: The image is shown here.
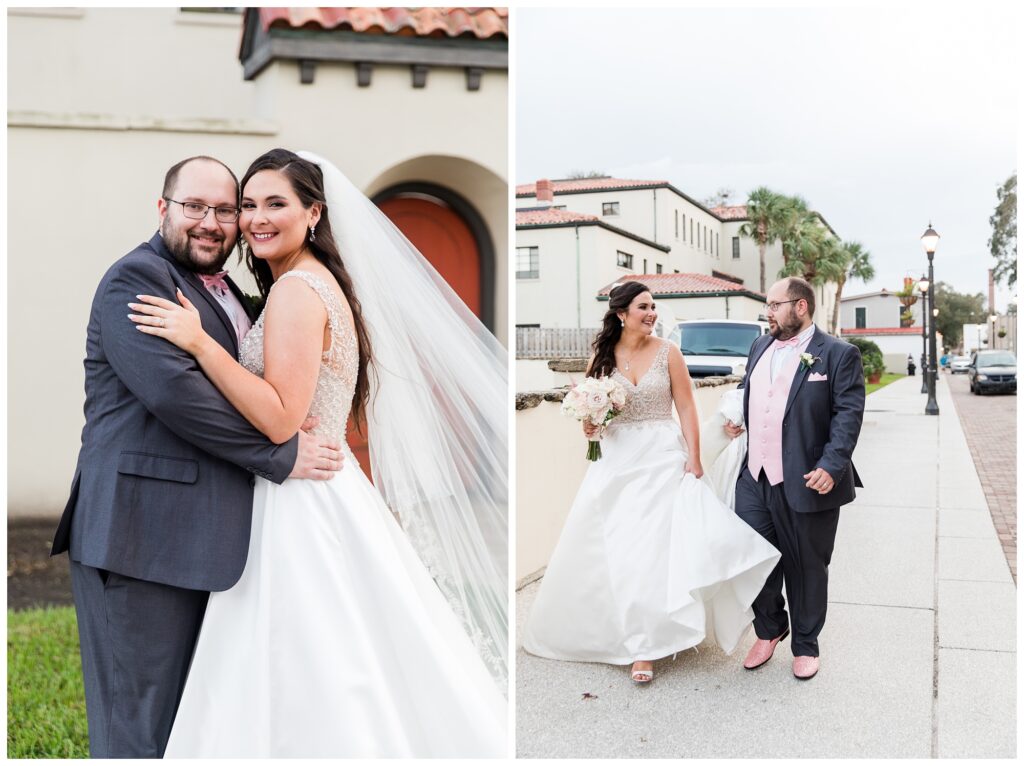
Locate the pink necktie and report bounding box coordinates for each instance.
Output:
[772,335,801,350]
[199,271,229,297]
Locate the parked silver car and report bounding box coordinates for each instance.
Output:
[969,350,1017,395]
[950,355,972,374]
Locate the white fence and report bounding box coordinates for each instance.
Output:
[516,327,599,359]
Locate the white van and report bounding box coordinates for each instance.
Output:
[667,319,770,378]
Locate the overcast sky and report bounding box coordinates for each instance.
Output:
[516,5,1018,311]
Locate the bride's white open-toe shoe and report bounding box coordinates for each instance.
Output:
[630,662,653,684]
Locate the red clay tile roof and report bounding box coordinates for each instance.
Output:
[516,208,599,225]
[598,273,763,297]
[516,178,668,196]
[257,7,508,39]
[841,327,925,336]
[710,205,749,220]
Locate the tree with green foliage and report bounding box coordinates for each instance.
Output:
[566,169,607,179]
[739,187,790,294]
[932,281,986,349]
[846,337,885,379]
[827,241,874,335]
[988,172,1016,288]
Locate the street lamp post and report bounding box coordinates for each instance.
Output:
[921,224,940,415]
[918,276,929,393]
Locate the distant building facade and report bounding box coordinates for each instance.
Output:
[515,177,839,335]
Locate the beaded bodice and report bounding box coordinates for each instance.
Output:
[239,270,359,444]
[610,341,675,427]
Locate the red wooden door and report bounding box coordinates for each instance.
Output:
[347,193,482,481]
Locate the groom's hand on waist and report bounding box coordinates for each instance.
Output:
[289,417,344,480]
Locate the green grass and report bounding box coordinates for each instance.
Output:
[7,606,89,758]
[865,372,905,395]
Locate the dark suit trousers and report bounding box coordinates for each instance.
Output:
[734,467,840,657]
[69,559,208,758]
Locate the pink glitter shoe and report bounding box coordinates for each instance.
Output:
[792,655,820,680]
[743,628,790,670]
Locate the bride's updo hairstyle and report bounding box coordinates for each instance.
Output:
[240,148,374,430]
[587,280,651,378]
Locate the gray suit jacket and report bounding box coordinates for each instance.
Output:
[52,233,298,591]
[741,327,865,513]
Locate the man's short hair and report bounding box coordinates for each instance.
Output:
[162,156,239,200]
[786,276,816,317]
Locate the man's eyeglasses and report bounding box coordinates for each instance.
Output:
[766,299,800,313]
[165,198,240,223]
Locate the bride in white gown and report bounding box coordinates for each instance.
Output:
[522,281,780,683]
[130,149,506,757]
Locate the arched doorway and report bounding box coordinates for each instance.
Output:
[346,183,494,480]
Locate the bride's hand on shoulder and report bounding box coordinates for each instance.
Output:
[685,458,704,478]
[129,288,210,356]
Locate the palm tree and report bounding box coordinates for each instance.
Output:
[776,195,815,269]
[829,241,874,334]
[738,187,789,293]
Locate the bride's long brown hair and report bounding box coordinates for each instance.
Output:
[587,281,651,378]
[240,148,375,430]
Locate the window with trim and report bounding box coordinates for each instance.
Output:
[675,210,679,239]
[602,202,620,216]
[516,246,539,279]
[715,232,719,257]
[732,236,740,259]
[855,307,866,328]
[616,250,633,269]
[690,218,693,243]
[682,213,686,242]
[656,263,663,274]
[643,258,648,273]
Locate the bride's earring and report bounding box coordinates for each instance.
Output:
[309,224,317,242]
[620,319,625,328]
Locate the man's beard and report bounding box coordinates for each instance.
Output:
[770,314,803,341]
[161,221,235,275]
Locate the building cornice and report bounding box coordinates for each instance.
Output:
[516,219,671,253]
[597,289,766,302]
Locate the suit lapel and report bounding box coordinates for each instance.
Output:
[148,233,240,357]
[225,275,259,323]
[784,327,826,418]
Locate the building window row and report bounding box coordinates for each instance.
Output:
[516,246,539,279]
[732,236,740,259]
[855,307,867,328]
[616,250,633,269]
[602,201,620,216]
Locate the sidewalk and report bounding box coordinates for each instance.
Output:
[515,374,1016,758]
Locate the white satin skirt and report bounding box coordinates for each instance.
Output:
[164,457,507,758]
[522,420,780,664]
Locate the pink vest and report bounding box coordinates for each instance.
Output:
[747,345,804,485]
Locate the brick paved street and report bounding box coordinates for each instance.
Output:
[945,371,1017,582]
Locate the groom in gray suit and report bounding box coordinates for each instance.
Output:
[727,277,864,680]
[52,156,343,757]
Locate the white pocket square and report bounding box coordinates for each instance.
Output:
[808,372,828,382]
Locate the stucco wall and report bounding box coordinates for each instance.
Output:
[8,7,508,516]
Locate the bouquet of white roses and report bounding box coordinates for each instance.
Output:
[561,375,628,461]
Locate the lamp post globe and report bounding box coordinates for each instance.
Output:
[921,224,940,415]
